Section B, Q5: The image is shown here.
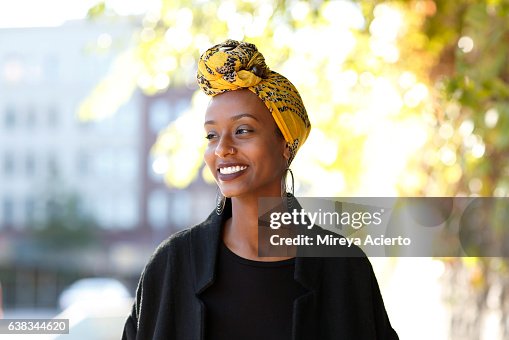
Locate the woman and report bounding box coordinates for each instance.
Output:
[123,40,398,340]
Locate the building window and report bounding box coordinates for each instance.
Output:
[76,151,90,176]
[175,99,190,117]
[26,106,36,128]
[43,56,59,81]
[25,197,36,225]
[3,152,14,176]
[47,106,59,127]
[47,154,58,177]
[117,149,137,180]
[76,119,94,130]
[95,150,114,178]
[4,105,15,128]
[98,198,112,228]
[116,106,137,133]
[115,194,138,228]
[2,197,14,227]
[170,191,191,227]
[26,152,35,176]
[45,199,58,220]
[149,99,174,133]
[148,190,169,230]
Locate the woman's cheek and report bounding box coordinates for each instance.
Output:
[203,148,215,173]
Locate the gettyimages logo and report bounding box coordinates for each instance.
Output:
[268,208,384,230]
[258,197,509,257]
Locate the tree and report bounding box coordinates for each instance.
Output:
[31,194,98,250]
[19,192,101,274]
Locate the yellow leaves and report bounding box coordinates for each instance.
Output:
[78,50,140,121]
[81,0,448,197]
[469,264,485,288]
[444,164,463,184]
[151,91,209,189]
[87,1,106,19]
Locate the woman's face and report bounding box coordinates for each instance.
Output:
[204,90,289,198]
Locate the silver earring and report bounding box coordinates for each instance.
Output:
[281,168,295,212]
[216,188,226,215]
[281,168,295,197]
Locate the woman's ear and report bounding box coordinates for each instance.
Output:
[283,142,291,163]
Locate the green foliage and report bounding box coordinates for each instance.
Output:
[31,195,98,250]
[409,0,509,196]
[87,2,106,19]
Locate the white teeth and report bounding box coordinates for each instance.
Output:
[219,165,247,175]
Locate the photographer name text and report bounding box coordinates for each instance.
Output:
[269,234,411,247]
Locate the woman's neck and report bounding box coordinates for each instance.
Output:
[222,195,292,261]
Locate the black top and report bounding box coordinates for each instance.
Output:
[122,199,399,340]
[200,242,308,340]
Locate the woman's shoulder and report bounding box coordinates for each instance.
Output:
[153,228,191,255]
[145,215,217,268]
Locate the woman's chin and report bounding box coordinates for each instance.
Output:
[219,188,241,198]
[219,183,282,199]
[220,188,256,199]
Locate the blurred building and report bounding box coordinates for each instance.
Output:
[1,19,139,226]
[0,18,214,311]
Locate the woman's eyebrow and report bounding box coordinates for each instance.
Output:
[204,113,259,126]
[231,113,259,122]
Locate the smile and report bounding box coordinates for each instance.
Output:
[219,165,248,175]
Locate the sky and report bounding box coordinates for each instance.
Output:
[0,0,150,28]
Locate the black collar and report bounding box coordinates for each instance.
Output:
[189,198,323,295]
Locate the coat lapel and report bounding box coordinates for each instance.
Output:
[292,257,322,340]
[188,198,322,340]
[189,199,231,339]
[189,209,223,295]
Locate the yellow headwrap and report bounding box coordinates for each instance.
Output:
[197,39,311,163]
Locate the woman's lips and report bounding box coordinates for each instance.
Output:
[217,165,248,181]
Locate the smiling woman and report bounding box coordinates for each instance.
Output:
[204,90,288,200]
[122,40,399,340]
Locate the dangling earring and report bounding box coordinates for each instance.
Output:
[216,188,226,215]
[281,168,295,197]
[281,168,295,212]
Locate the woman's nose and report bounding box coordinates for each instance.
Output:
[215,136,236,158]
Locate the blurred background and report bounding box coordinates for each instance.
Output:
[1,0,508,339]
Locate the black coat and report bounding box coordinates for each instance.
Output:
[122,202,399,340]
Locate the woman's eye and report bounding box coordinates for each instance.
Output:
[205,132,217,140]
[236,128,252,135]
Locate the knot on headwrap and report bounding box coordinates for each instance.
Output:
[197,40,270,93]
[197,39,311,164]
